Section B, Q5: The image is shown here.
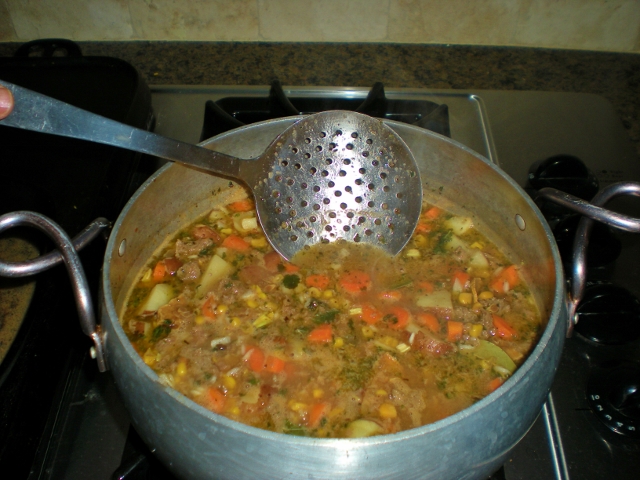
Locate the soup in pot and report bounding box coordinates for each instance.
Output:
[122,194,541,438]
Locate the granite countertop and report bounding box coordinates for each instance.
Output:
[1,41,639,159]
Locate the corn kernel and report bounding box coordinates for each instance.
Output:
[334,337,344,348]
[253,314,272,328]
[313,389,324,399]
[362,326,375,338]
[266,301,278,311]
[379,403,397,419]
[140,268,152,283]
[252,285,268,300]
[222,375,237,389]
[376,389,388,396]
[216,304,229,314]
[469,324,483,337]
[328,407,344,418]
[143,348,157,366]
[176,361,188,377]
[458,292,473,305]
[289,401,307,412]
[478,291,494,300]
[251,238,268,249]
[405,249,421,258]
[228,405,240,416]
[470,241,484,249]
[230,317,242,327]
[194,315,206,325]
[246,298,259,309]
[322,289,335,299]
[308,287,321,298]
[220,228,233,235]
[294,283,306,294]
[327,298,340,309]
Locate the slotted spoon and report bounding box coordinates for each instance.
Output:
[0,81,422,260]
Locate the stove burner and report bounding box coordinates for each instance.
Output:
[575,283,640,344]
[200,81,451,141]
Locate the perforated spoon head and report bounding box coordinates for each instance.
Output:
[239,111,423,260]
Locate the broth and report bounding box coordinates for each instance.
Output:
[122,196,541,438]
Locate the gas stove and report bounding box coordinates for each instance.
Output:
[5,80,640,479]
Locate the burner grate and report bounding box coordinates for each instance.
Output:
[200,81,450,141]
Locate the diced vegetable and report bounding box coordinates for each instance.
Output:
[466,339,517,374]
[307,324,333,343]
[345,419,384,438]
[490,265,520,293]
[491,314,518,339]
[444,216,474,235]
[416,290,453,309]
[384,306,410,330]
[469,250,489,270]
[228,198,254,212]
[308,403,328,428]
[416,312,440,333]
[196,255,234,298]
[306,274,331,290]
[339,271,371,293]
[446,320,464,342]
[207,387,226,413]
[138,283,176,314]
[222,234,251,251]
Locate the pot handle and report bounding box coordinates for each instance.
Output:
[0,211,110,371]
[535,181,640,335]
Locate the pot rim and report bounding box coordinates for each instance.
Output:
[102,116,566,446]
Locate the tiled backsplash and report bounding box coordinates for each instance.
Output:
[1,0,639,53]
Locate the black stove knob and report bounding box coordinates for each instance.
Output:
[587,364,640,438]
[528,154,599,200]
[575,284,640,345]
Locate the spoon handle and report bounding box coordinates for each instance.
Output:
[0,80,241,177]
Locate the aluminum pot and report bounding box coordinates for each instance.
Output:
[102,118,565,480]
[2,117,637,479]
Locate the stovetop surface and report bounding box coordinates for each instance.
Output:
[20,85,640,479]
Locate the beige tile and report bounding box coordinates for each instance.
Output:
[129,0,259,41]
[513,0,640,52]
[388,0,521,45]
[5,0,133,40]
[0,1,17,41]
[258,0,390,42]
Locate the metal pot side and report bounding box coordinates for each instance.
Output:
[101,118,567,480]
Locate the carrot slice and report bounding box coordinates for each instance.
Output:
[488,377,503,392]
[424,206,441,220]
[284,263,300,273]
[308,402,328,428]
[378,290,402,302]
[265,355,286,373]
[222,234,251,252]
[339,271,371,293]
[247,347,265,372]
[417,313,440,333]
[305,274,331,290]
[385,306,410,330]
[201,296,217,319]
[152,261,167,282]
[207,387,226,413]
[490,265,520,293]
[227,199,254,212]
[418,281,435,293]
[360,304,382,325]
[452,270,470,290]
[307,324,333,343]
[491,314,517,339]
[447,320,464,342]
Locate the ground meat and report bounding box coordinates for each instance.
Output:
[174,238,214,260]
[177,260,201,283]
